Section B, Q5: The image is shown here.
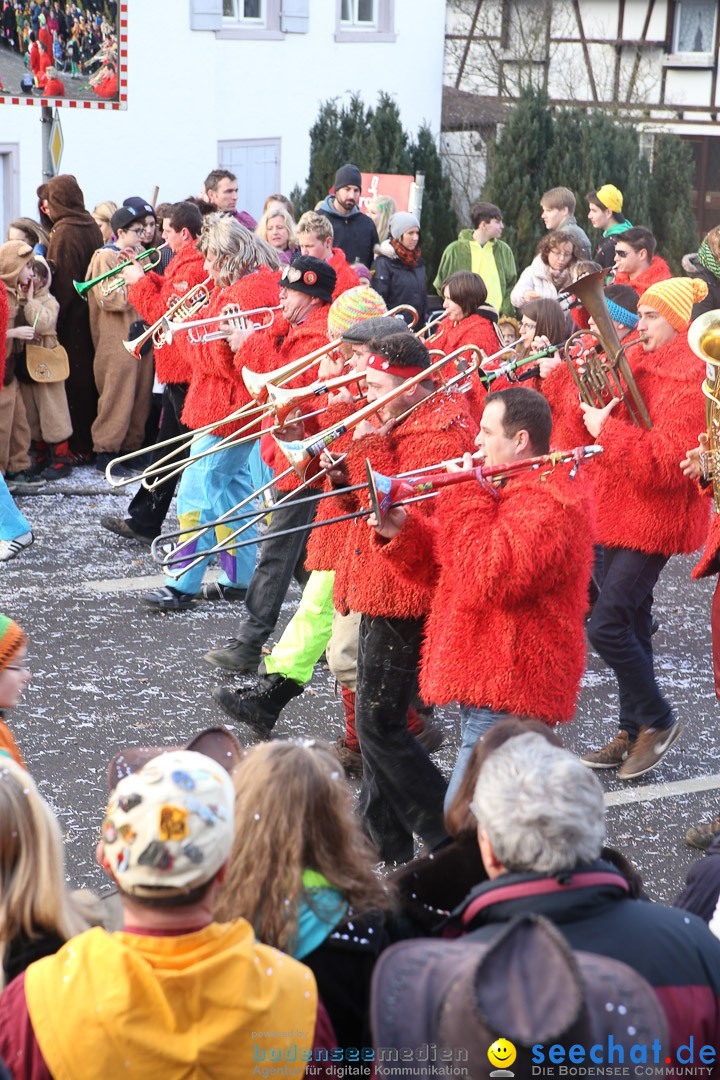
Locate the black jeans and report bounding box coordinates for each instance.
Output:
[232,485,318,657]
[355,614,448,864]
[587,546,673,737]
[127,383,188,537]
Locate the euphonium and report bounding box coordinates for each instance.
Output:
[122,276,213,360]
[689,309,720,511]
[562,270,652,429]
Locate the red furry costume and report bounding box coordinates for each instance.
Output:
[377,464,595,722]
[333,392,477,620]
[329,249,360,299]
[614,256,671,298]
[589,335,709,556]
[128,244,209,385]
[304,398,364,573]
[432,313,504,420]
[180,266,279,439]
[236,303,331,491]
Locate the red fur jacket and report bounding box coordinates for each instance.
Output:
[432,313,504,421]
[304,399,364,573]
[692,486,719,579]
[333,392,477,620]
[237,303,331,491]
[590,335,710,555]
[376,465,595,722]
[329,248,360,299]
[180,267,279,439]
[614,255,671,297]
[128,245,209,385]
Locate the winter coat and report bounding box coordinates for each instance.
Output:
[683,255,720,321]
[43,174,103,452]
[15,256,61,385]
[614,254,672,297]
[86,243,139,376]
[371,240,427,327]
[128,244,209,385]
[379,462,594,721]
[333,392,477,620]
[593,219,633,268]
[510,254,573,310]
[328,247,360,299]
[589,335,709,556]
[317,195,379,269]
[447,861,720,1066]
[432,229,517,316]
[180,266,279,440]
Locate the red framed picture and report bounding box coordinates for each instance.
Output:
[0,1,127,110]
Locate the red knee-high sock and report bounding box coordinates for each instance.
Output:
[342,688,360,751]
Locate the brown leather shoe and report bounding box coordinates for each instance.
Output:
[581,730,630,769]
[686,817,720,850]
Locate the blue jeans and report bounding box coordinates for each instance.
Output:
[0,474,31,540]
[587,546,672,737]
[445,705,516,813]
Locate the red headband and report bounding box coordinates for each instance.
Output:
[366,353,427,380]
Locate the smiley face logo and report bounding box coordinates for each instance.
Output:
[488,1039,517,1071]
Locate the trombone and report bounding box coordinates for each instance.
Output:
[122,276,213,360]
[162,305,281,345]
[74,243,169,299]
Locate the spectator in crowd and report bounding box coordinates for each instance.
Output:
[0,756,94,987]
[539,185,592,258]
[90,201,117,245]
[510,231,584,312]
[433,202,517,315]
[203,169,256,230]
[683,224,720,320]
[37,174,102,459]
[86,203,154,474]
[262,192,295,219]
[0,614,30,764]
[216,739,394,1051]
[0,749,335,1075]
[43,64,64,95]
[296,211,360,298]
[255,206,297,265]
[5,218,50,257]
[0,240,34,484]
[497,314,520,347]
[587,184,633,268]
[445,732,720,1059]
[317,163,379,269]
[16,255,74,480]
[612,226,671,296]
[675,836,720,924]
[366,194,396,247]
[371,211,427,327]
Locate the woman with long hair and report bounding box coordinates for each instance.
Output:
[255,206,297,265]
[0,759,92,986]
[366,194,396,248]
[5,218,50,257]
[517,296,569,360]
[216,739,395,1050]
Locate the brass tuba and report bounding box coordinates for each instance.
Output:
[562,269,652,430]
[688,309,720,511]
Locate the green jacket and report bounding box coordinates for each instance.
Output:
[433,228,517,315]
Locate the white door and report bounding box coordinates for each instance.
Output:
[218,139,280,221]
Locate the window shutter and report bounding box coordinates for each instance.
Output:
[280,0,309,33]
[189,0,223,31]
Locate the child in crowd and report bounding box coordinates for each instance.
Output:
[0,615,30,768]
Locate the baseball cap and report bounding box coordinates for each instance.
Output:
[123,196,156,218]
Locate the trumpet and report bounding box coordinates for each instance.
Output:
[74,243,169,300]
[122,276,213,360]
[562,270,652,429]
[162,305,281,345]
[689,309,720,511]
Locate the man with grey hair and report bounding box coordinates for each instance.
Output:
[448,731,720,1059]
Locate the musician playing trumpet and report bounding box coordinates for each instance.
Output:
[369,387,595,812]
[101,202,208,544]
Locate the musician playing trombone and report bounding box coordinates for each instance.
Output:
[142,219,281,611]
[101,202,207,544]
[369,387,595,816]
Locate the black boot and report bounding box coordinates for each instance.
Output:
[212,674,304,738]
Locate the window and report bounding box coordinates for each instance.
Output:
[672,0,717,56]
[223,0,264,24]
[341,0,377,29]
[335,0,395,42]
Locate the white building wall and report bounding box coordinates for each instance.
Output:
[0,0,446,223]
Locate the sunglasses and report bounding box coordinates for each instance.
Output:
[614,249,631,258]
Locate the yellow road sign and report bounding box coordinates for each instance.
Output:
[49,110,64,176]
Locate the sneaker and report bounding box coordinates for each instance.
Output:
[142,585,197,611]
[686,817,720,851]
[38,460,72,481]
[0,531,34,563]
[415,722,446,755]
[100,515,156,546]
[203,638,262,673]
[200,582,247,602]
[617,721,682,781]
[5,471,45,488]
[581,730,631,769]
[332,734,363,777]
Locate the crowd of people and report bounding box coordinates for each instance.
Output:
[2,159,720,1074]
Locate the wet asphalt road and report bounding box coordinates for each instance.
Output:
[1,466,719,903]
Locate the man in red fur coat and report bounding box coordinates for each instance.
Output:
[203,255,336,673]
[612,227,671,297]
[333,333,477,864]
[101,201,208,543]
[370,387,594,812]
[577,277,710,778]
